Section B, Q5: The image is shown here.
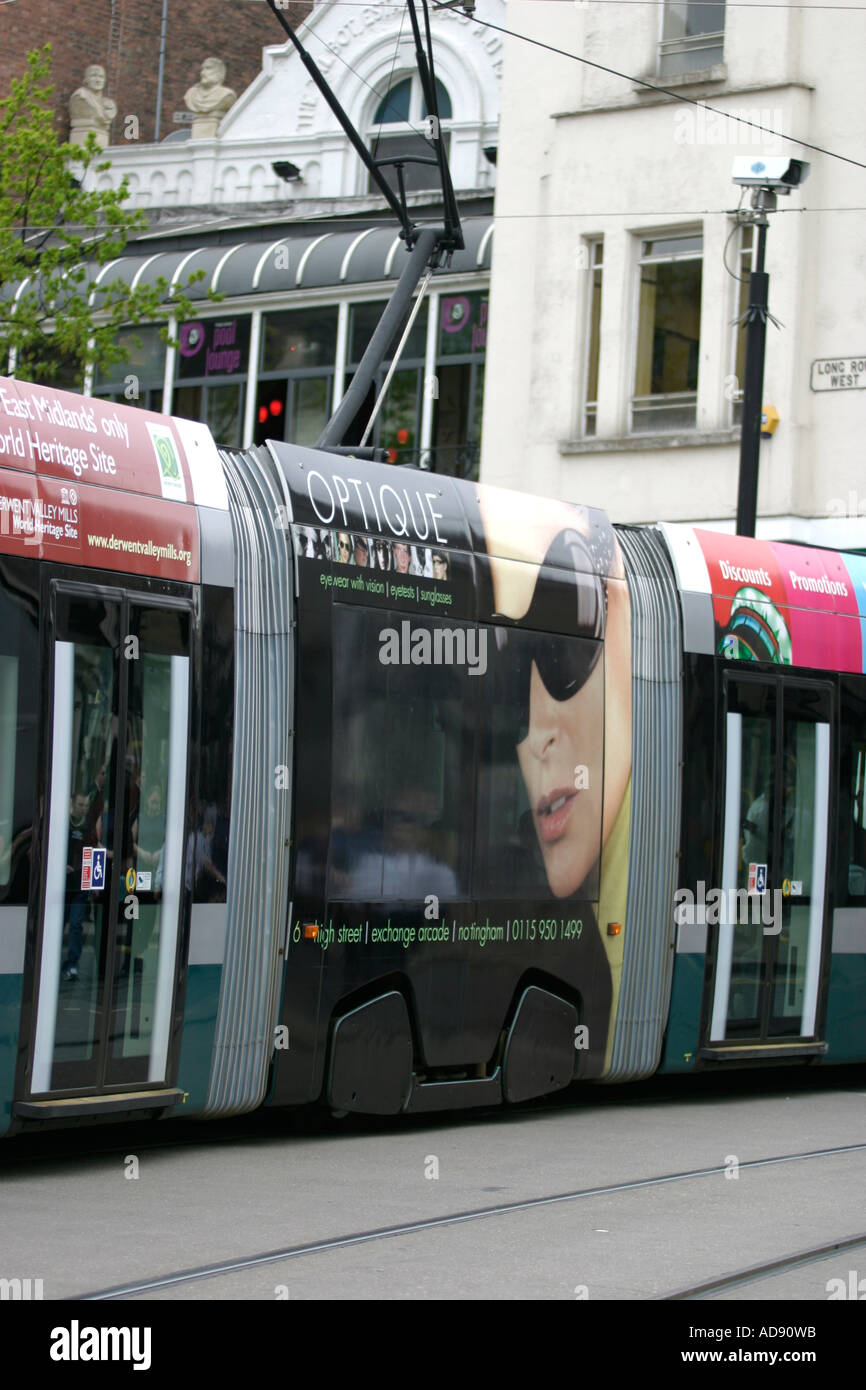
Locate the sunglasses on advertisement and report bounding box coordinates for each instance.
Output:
[495,628,603,745]
[492,528,606,744]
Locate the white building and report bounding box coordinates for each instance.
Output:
[95,0,502,211]
[83,0,505,474]
[480,0,866,545]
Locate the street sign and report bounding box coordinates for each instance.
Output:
[811,356,866,391]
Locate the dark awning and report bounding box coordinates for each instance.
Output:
[82,216,493,304]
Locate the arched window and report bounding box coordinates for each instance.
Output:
[372,77,452,126]
[367,74,452,195]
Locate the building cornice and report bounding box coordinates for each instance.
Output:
[560,429,741,454]
[551,81,815,122]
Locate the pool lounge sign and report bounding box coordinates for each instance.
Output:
[178,318,250,379]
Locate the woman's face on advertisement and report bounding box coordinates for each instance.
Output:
[516,656,604,899]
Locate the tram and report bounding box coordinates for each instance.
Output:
[0,374,864,1135]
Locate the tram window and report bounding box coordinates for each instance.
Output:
[739,715,775,883]
[781,723,817,897]
[197,589,233,905]
[107,605,191,1071]
[0,655,18,889]
[475,626,604,902]
[329,606,474,900]
[53,598,120,875]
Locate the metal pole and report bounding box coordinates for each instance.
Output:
[154,0,169,142]
[317,227,440,449]
[360,268,433,448]
[735,212,769,537]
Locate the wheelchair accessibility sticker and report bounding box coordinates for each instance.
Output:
[81,847,107,891]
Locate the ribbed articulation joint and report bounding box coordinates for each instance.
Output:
[608,525,683,1082]
[203,446,295,1116]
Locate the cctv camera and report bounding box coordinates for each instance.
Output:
[731,157,810,193]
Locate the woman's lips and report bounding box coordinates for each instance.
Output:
[536,786,577,843]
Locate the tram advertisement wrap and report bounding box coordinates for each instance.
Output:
[472,483,633,1074]
[694,528,865,673]
[0,464,198,582]
[0,376,197,501]
[0,377,201,580]
[286,903,614,1080]
[288,481,633,1080]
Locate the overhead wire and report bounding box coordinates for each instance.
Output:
[430,4,866,171]
[372,0,406,161]
[328,1,866,9]
[15,203,866,242]
[301,6,438,151]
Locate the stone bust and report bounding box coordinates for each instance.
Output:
[184,57,237,138]
[68,65,117,149]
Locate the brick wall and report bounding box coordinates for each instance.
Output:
[0,0,312,143]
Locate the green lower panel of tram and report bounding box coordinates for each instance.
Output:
[174,964,222,1114]
[657,949,866,1071]
[0,974,22,1138]
[658,953,705,1073]
[820,954,866,1063]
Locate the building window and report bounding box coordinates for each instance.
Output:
[731,224,754,426]
[367,75,452,195]
[343,297,429,464]
[256,307,338,447]
[633,233,702,434]
[659,0,726,77]
[173,315,251,447]
[339,291,487,480]
[92,324,166,411]
[432,291,487,480]
[584,241,603,436]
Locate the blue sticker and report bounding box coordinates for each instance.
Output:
[91,847,106,891]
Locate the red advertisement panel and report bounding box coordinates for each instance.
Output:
[0,465,198,582]
[694,529,862,673]
[0,376,193,503]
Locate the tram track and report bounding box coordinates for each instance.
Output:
[77,1140,866,1300]
[664,1232,866,1300]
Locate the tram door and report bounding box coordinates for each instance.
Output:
[709,675,833,1045]
[29,585,191,1097]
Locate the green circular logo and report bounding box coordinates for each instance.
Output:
[156,434,180,481]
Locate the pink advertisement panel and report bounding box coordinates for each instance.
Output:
[0,376,194,503]
[694,529,863,674]
[0,465,198,583]
[0,377,201,581]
